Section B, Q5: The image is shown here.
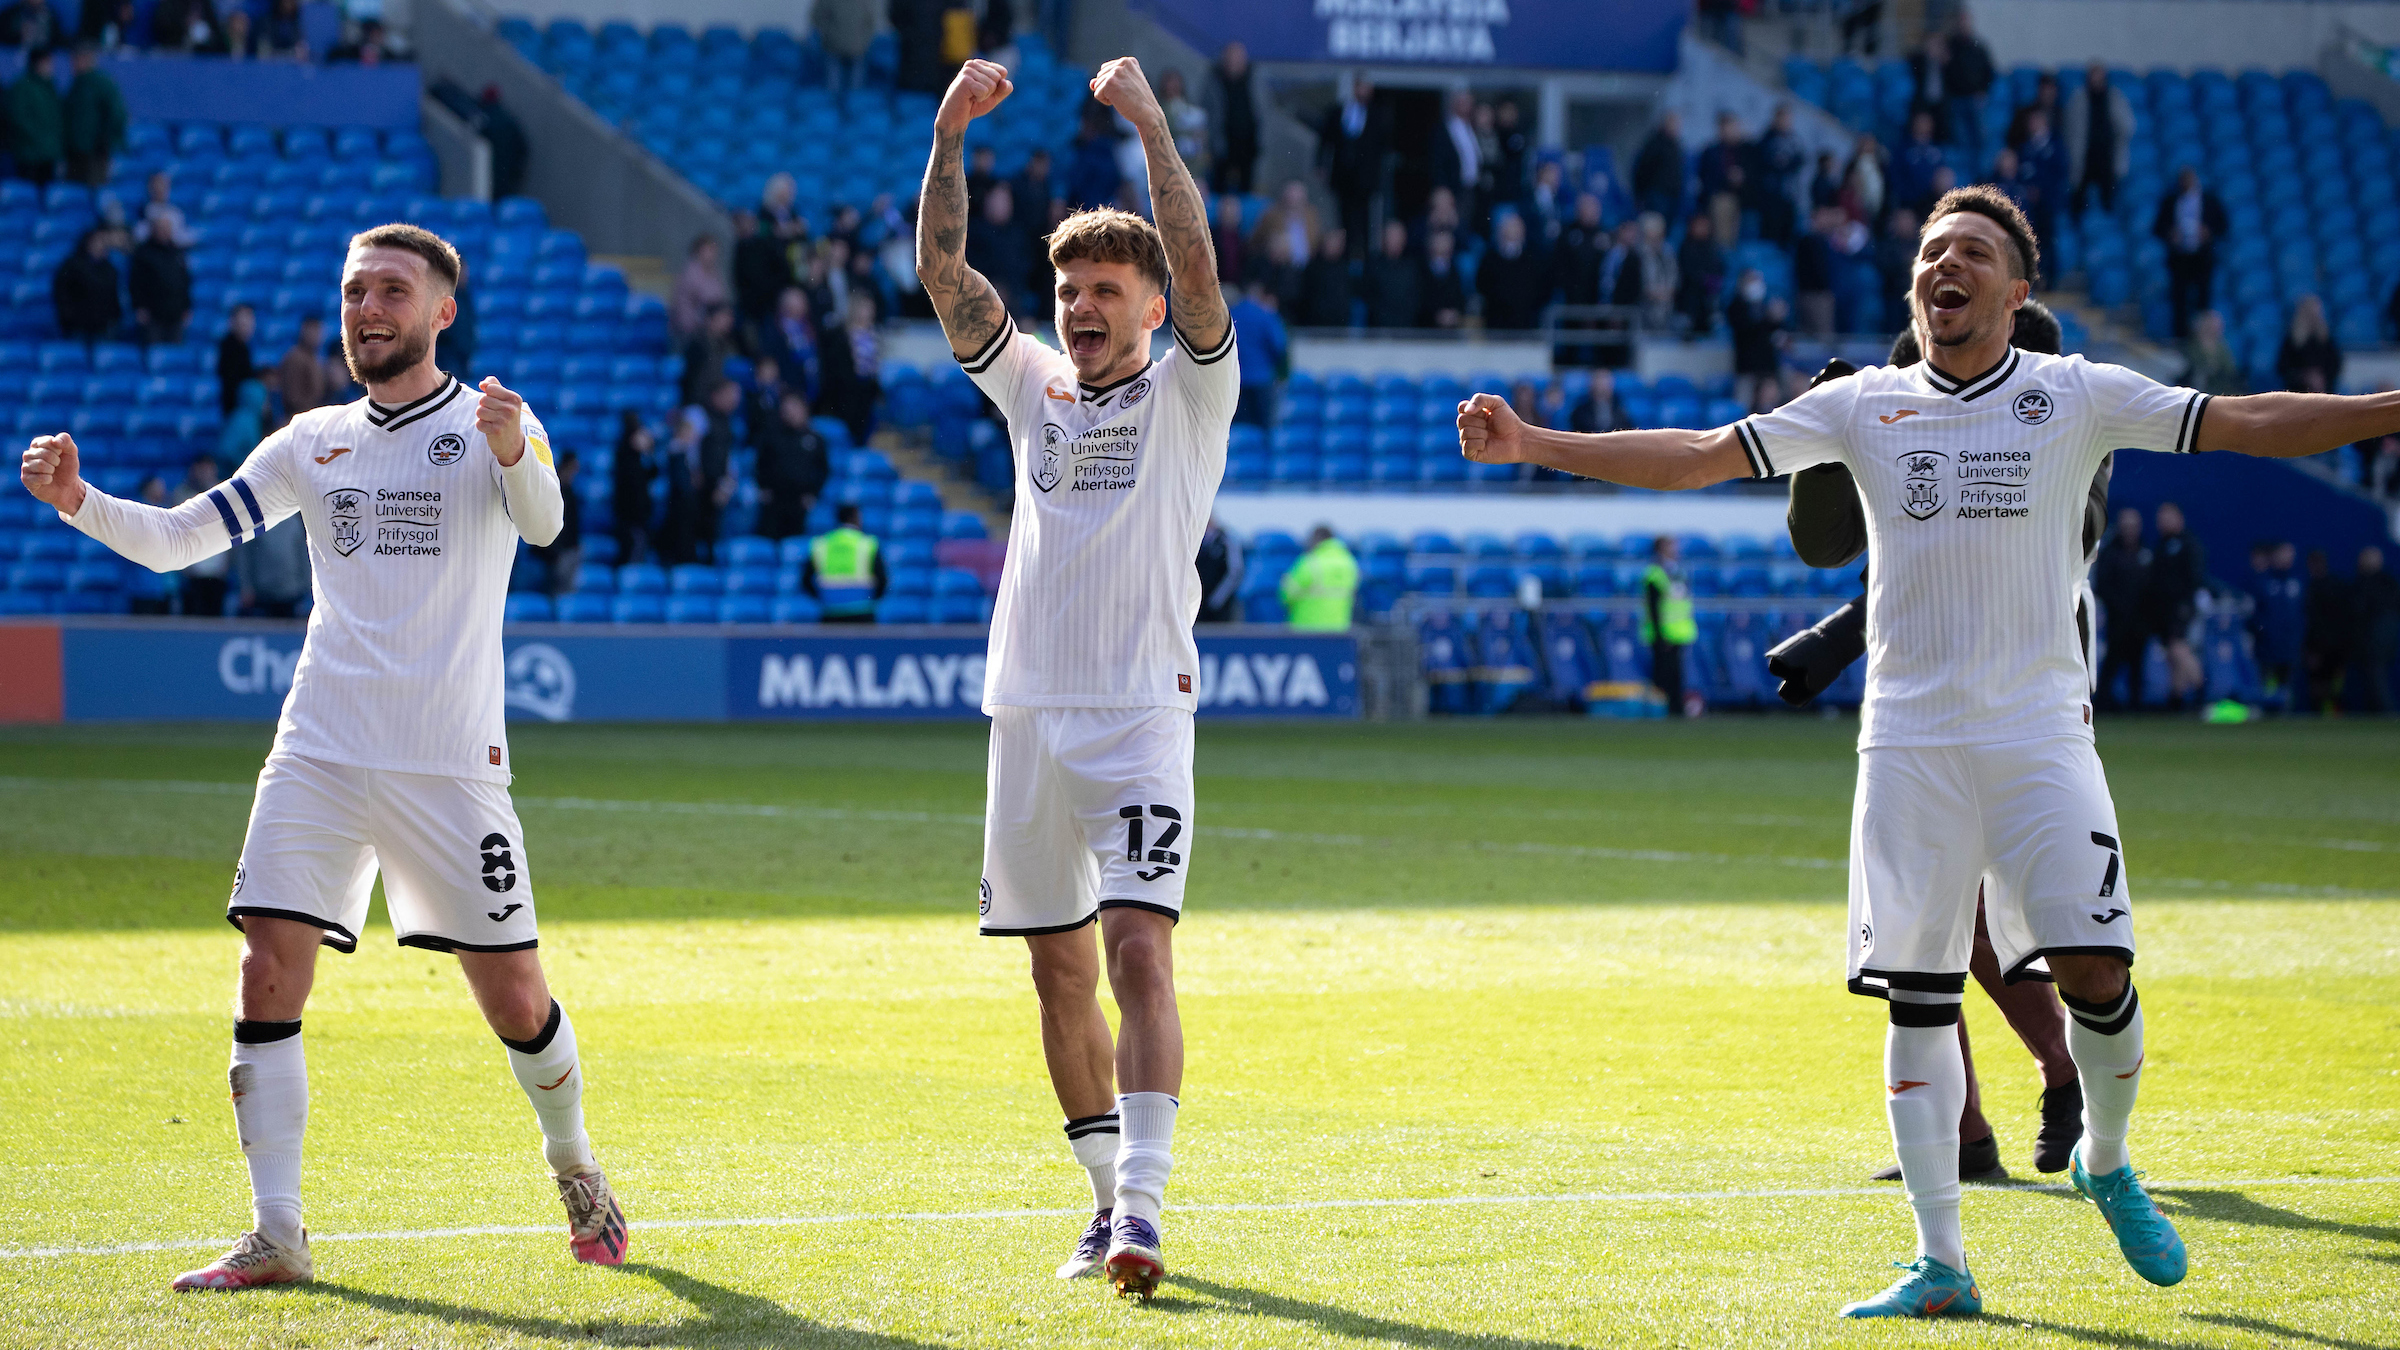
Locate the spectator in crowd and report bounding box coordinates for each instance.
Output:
[2276,295,2341,393]
[8,47,63,187]
[743,355,789,449]
[1635,211,1678,327]
[1696,112,1754,250]
[1552,192,1606,306]
[1205,41,1259,195]
[1794,205,1838,338]
[2245,539,2304,708]
[683,302,741,406]
[1319,75,1385,260]
[2015,109,2066,270]
[146,0,216,51]
[1563,367,1631,434]
[2091,507,2152,710]
[655,407,710,566]
[1943,10,1996,168]
[235,514,311,618]
[0,0,61,47]
[1598,220,1645,309]
[78,0,137,51]
[213,6,259,57]
[2065,61,2134,215]
[1296,227,1353,328]
[128,219,192,346]
[975,0,1015,65]
[887,0,945,94]
[815,0,875,95]
[1252,234,1302,311]
[1725,268,1787,406]
[2153,166,2226,339]
[610,410,657,565]
[1987,146,2029,218]
[820,292,882,445]
[1876,205,1920,331]
[1675,212,1726,332]
[1891,111,1944,216]
[2367,435,2400,503]
[1431,89,1482,226]
[52,226,119,341]
[754,389,829,540]
[1195,517,1241,623]
[1526,159,1567,241]
[2302,549,2351,712]
[218,378,268,463]
[1809,150,1844,213]
[698,379,742,554]
[1012,147,1063,230]
[732,209,793,341]
[529,449,583,599]
[2180,309,2246,395]
[1477,212,1547,332]
[1747,372,1788,415]
[1208,192,1246,286]
[1758,104,1805,245]
[1156,67,1207,181]
[62,45,126,187]
[803,502,885,621]
[671,234,729,339]
[964,143,1001,222]
[1364,221,1419,330]
[258,0,306,57]
[1420,230,1465,329]
[1907,31,1952,143]
[2354,546,2398,714]
[1229,279,1286,428]
[759,172,809,246]
[1251,179,1321,277]
[2006,71,2060,150]
[329,17,400,63]
[1487,100,1529,218]
[966,180,1032,312]
[1064,101,1122,211]
[1419,186,1473,259]
[272,314,332,421]
[170,453,231,616]
[1696,0,1740,52]
[1632,110,1685,223]
[1281,525,1358,633]
[1643,534,1696,716]
[1841,132,1887,224]
[2143,501,2206,709]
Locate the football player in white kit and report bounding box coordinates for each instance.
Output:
[1457,185,2400,1318]
[915,55,1234,1299]
[18,225,628,1289]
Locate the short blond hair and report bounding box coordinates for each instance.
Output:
[1046,207,1169,294]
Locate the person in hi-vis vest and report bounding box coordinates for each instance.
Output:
[802,502,887,622]
[1279,525,1358,632]
[1642,533,1697,715]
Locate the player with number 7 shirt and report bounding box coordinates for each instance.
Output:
[17,223,628,1290]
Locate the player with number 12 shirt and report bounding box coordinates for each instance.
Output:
[915,54,1236,1299]
[18,224,628,1290]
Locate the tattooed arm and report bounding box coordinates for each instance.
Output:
[917,59,1015,360]
[1090,56,1231,353]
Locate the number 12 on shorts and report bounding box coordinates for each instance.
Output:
[1119,804,1183,881]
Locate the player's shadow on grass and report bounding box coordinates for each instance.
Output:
[312,1261,948,1349]
[2184,1313,2393,1350]
[2151,1187,2400,1250]
[1158,1274,1585,1350]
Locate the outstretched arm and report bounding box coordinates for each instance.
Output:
[2196,389,2400,457]
[916,59,1015,360]
[1091,57,1230,353]
[22,432,268,572]
[1456,393,1754,490]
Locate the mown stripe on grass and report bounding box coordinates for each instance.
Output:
[5,1175,2394,1262]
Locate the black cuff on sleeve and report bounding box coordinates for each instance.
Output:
[499,999,565,1055]
[957,318,1013,375]
[233,1018,302,1045]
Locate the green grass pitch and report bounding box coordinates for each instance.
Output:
[0,717,2394,1349]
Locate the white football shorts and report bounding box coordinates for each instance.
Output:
[979,705,1195,936]
[1847,734,2134,999]
[227,751,538,954]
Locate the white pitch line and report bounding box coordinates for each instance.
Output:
[4,1175,2393,1263]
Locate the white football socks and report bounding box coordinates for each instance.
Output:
[229,1021,307,1247]
[1884,1018,1968,1272]
[1113,1091,1179,1228]
[1065,1112,1120,1211]
[2064,984,2145,1176]
[501,1000,596,1176]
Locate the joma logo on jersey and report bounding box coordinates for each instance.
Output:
[1877,409,1920,425]
[324,488,367,556]
[1034,423,1066,493]
[1897,449,1946,520]
[428,433,467,466]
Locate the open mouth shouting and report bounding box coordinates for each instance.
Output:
[353,322,399,353]
[1068,318,1109,364]
[1927,277,1973,322]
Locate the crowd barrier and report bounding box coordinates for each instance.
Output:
[0,620,1360,723]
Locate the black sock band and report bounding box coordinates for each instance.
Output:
[233,1018,302,1045]
[2061,985,2140,1036]
[1889,1001,1962,1027]
[499,999,564,1055]
[1063,1112,1121,1141]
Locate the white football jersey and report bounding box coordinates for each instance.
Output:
[64,377,564,782]
[1734,350,2209,748]
[961,319,1236,713]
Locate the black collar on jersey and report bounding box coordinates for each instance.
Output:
[1080,362,1154,404]
[364,377,463,432]
[1920,348,2020,403]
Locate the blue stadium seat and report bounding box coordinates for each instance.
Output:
[770,594,823,623]
[616,562,667,595]
[719,593,770,624]
[874,595,929,624]
[666,594,721,624]
[505,593,556,622]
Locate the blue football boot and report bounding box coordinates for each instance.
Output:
[1838,1257,1983,1318]
[2072,1146,2188,1286]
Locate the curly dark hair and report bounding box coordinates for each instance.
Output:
[1923,184,2041,287]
